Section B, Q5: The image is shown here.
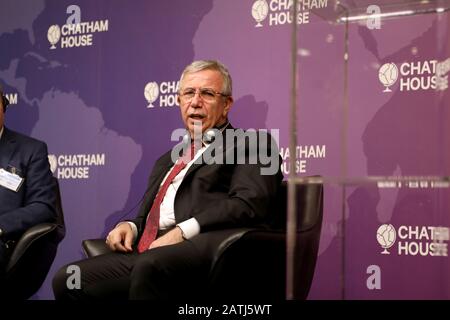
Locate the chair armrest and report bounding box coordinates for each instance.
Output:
[82,238,112,257]
[82,230,279,262]
[209,228,254,267]
[209,228,285,271]
[6,223,58,271]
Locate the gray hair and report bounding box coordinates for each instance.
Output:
[179,60,232,96]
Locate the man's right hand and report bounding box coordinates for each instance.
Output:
[105,223,134,252]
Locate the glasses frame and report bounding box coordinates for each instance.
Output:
[178,87,231,103]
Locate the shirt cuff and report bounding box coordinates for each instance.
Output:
[177,218,200,240]
[116,221,138,243]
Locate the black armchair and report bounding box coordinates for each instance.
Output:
[82,180,323,300]
[3,177,65,300]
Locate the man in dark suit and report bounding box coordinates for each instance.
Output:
[52,60,282,300]
[0,88,56,280]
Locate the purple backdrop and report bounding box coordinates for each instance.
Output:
[0,0,449,299]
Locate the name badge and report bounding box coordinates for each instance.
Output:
[0,168,25,192]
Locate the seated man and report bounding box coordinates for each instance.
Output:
[0,87,56,281]
[52,60,282,300]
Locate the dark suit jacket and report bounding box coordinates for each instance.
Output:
[0,127,56,240]
[131,126,282,240]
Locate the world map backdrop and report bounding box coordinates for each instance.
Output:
[1,0,449,299]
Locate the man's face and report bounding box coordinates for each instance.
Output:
[178,69,233,136]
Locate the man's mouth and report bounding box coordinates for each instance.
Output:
[189,114,205,120]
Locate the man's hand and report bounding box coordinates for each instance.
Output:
[149,226,184,250]
[106,223,134,252]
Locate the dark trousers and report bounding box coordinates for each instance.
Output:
[52,236,213,300]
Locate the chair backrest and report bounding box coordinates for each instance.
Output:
[53,178,66,240]
[273,180,323,231]
[270,180,324,299]
[4,177,65,299]
[281,180,324,299]
[206,179,323,300]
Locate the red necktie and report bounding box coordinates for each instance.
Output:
[137,142,197,253]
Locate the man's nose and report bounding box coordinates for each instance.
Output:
[190,92,203,107]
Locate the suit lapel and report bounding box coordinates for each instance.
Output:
[0,128,17,170]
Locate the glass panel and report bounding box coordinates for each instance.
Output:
[289,0,450,299]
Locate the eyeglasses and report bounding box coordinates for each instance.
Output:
[178,88,230,103]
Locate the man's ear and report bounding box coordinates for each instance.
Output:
[222,96,233,117]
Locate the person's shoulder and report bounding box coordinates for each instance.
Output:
[154,148,175,164]
[224,127,279,146]
[224,126,273,136]
[5,127,48,148]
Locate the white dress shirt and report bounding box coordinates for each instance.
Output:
[125,143,208,242]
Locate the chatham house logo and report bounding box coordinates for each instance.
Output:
[46,19,109,50]
[47,153,105,180]
[377,59,445,93]
[376,224,396,254]
[144,82,159,108]
[252,0,269,27]
[47,25,62,49]
[378,63,399,93]
[144,80,179,108]
[376,223,449,257]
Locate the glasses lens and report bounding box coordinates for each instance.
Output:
[181,89,195,101]
[199,89,216,102]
